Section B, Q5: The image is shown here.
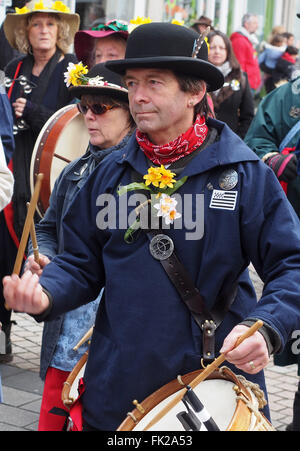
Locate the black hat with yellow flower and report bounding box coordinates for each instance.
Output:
[65,62,128,103]
[106,22,224,92]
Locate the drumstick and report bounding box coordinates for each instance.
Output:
[143,320,264,431]
[4,173,44,311]
[73,326,94,351]
[26,202,39,264]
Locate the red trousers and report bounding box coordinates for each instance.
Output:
[38,367,70,431]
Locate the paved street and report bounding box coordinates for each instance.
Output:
[0,266,299,431]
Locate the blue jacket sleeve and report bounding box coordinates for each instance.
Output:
[39,171,105,317]
[0,89,15,163]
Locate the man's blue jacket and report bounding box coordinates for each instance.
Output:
[39,119,300,430]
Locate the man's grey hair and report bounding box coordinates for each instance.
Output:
[242,13,257,26]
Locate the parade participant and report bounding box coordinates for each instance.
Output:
[24,62,134,430]
[74,19,128,69]
[190,15,214,34]
[230,14,261,93]
[4,22,300,432]
[207,30,254,138]
[0,0,79,363]
[245,15,300,430]
[0,136,13,401]
[0,82,15,363]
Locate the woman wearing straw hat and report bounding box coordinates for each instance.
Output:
[74,19,129,69]
[0,0,79,363]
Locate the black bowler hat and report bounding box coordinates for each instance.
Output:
[69,63,128,102]
[106,22,224,92]
[298,13,300,18]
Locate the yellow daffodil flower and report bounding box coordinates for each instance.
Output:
[33,1,46,10]
[158,165,176,189]
[15,6,30,14]
[52,1,70,13]
[64,62,88,87]
[143,167,162,188]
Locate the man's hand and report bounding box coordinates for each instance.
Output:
[3,271,50,315]
[220,324,269,374]
[24,254,51,277]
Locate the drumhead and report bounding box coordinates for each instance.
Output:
[30,104,89,217]
[132,378,237,431]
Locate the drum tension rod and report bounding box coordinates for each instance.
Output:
[133,400,145,414]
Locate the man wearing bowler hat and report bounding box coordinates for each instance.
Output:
[4,22,300,431]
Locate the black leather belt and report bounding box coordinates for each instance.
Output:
[147,229,237,364]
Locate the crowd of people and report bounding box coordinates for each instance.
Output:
[0,0,300,433]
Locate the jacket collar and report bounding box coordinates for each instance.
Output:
[116,118,259,177]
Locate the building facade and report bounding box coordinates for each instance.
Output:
[69,0,300,43]
[0,0,299,43]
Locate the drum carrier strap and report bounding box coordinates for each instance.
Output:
[146,228,237,365]
[131,128,237,365]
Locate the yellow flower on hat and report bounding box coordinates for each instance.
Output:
[130,16,152,25]
[171,19,184,26]
[15,6,31,14]
[33,1,46,10]
[205,37,210,53]
[129,16,152,33]
[52,1,70,13]
[64,62,89,87]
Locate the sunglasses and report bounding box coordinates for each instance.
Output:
[77,103,119,116]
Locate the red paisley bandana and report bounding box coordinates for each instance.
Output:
[136,115,208,166]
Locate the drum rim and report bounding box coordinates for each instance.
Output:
[30,104,86,217]
[61,350,88,407]
[117,367,253,431]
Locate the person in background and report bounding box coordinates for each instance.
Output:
[0,135,14,399]
[26,63,134,430]
[272,46,299,87]
[190,15,214,34]
[282,32,296,48]
[74,19,128,68]
[0,1,30,71]
[230,13,261,94]
[259,34,287,93]
[207,30,254,139]
[0,0,79,364]
[0,75,15,364]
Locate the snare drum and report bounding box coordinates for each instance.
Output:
[118,367,275,431]
[30,104,89,217]
[61,351,88,408]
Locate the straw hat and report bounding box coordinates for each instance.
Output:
[4,0,80,50]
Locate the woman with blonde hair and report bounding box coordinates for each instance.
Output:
[0,0,79,364]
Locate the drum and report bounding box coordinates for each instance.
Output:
[118,367,275,431]
[61,351,88,408]
[30,104,89,217]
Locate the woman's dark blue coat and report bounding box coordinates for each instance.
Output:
[39,119,300,430]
